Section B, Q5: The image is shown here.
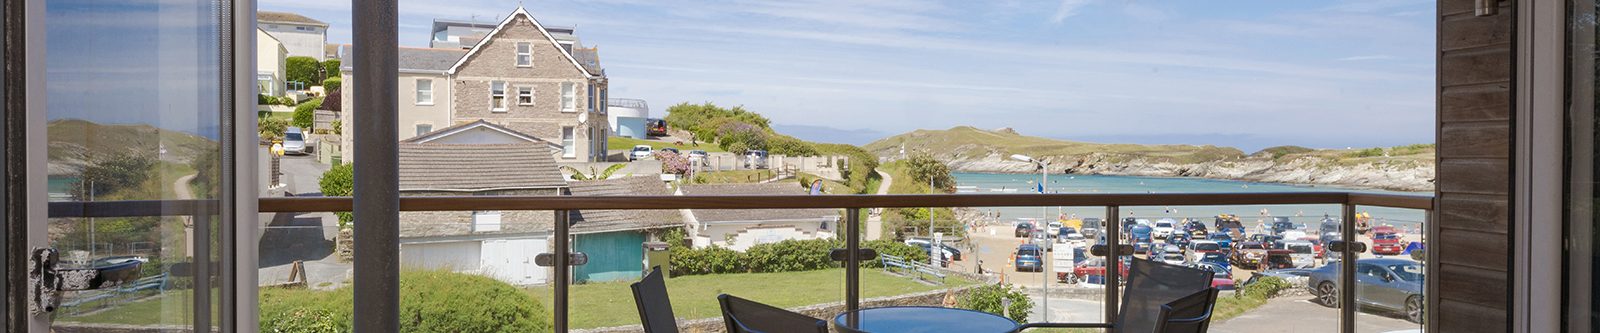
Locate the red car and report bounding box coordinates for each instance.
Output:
[1072,257,1130,280]
[1371,233,1406,255]
[1190,263,1237,290]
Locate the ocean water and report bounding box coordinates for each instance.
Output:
[951,172,1431,230]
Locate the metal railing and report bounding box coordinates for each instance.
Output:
[254,191,1434,333]
[39,192,1434,332]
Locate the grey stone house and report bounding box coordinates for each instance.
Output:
[338,6,610,163]
[396,140,568,286]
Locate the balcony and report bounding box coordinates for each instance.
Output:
[42,191,1431,332]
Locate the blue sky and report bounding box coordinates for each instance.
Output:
[269,0,1421,151]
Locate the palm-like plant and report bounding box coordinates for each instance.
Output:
[563,163,629,181]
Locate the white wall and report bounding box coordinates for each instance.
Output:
[256,29,286,97]
[259,23,326,61]
[702,222,836,251]
[401,241,482,272]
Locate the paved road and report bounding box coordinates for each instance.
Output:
[1211,295,1420,333]
[256,148,348,289]
[865,170,891,241]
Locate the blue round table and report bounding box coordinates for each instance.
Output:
[833,306,1019,333]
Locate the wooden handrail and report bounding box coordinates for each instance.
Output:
[254,192,1433,213]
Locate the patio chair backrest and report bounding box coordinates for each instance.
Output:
[631,267,680,333]
[718,294,828,333]
[1153,287,1220,333]
[1115,259,1215,333]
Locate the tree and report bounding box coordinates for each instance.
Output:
[70,154,156,200]
[716,121,767,152]
[190,148,220,199]
[286,56,321,86]
[562,163,628,181]
[293,97,323,129]
[319,163,355,228]
[905,153,955,192]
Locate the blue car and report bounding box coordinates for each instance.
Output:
[1208,233,1234,249]
[1014,244,1044,272]
[1199,252,1230,271]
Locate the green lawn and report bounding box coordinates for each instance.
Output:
[693,169,781,184]
[56,289,219,326]
[529,268,979,329]
[258,111,293,121]
[608,136,727,153]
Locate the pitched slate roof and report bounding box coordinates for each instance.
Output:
[398,143,566,192]
[567,176,683,234]
[571,46,603,76]
[679,183,840,224]
[445,6,597,77]
[337,45,465,73]
[401,120,559,149]
[258,11,327,26]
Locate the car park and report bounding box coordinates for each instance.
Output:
[1199,252,1230,271]
[1182,219,1208,236]
[1283,240,1317,267]
[1231,241,1270,269]
[1046,222,1063,239]
[629,145,653,161]
[1014,244,1044,272]
[1308,258,1425,323]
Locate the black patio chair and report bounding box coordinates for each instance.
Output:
[1153,287,1221,333]
[718,294,828,333]
[631,267,679,333]
[1014,258,1217,333]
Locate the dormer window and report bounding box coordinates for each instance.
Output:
[515,42,532,67]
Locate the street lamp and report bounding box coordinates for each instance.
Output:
[1011,154,1050,322]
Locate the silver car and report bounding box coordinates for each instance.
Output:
[282,127,309,155]
[1308,258,1424,323]
[744,150,768,169]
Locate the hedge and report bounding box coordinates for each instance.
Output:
[260,270,551,333]
[667,238,930,276]
[293,97,324,129]
[322,77,342,92]
[959,283,1033,322]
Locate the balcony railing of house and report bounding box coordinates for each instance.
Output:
[46,192,1435,332]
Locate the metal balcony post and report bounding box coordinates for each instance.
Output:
[846,208,861,312]
[193,211,211,332]
[351,0,400,330]
[1340,203,1357,333]
[554,210,571,332]
[1105,205,1120,324]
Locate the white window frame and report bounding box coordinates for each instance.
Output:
[587,83,596,113]
[562,126,576,158]
[560,82,576,112]
[517,86,534,106]
[415,78,434,105]
[490,80,507,112]
[415,123,432,137]
[515,42,532,67]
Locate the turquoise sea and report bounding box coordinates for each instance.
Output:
[951,172,1431,230]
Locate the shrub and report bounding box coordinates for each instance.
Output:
[960,283,1033,322]
[768,134,817,156]
[745,239,839,272]
[725,141,751,156]
[716,121,767,152]
[260,270,552,333]
[906,152,955,192]
[278,96,298,106]
[321,77,342,92]
[330,120,342,135]
[1345,147,1385,158]
[293,97,324,129]
[259,94,274,105]
[319,163,355,228]
[70,154,156,200]
[286,56,321,86]
[669,245,745,276]
[656,151,689,175]
[260,117,289,142]
[860,239,928,268]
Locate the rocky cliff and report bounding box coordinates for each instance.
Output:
[866,127,1435,192]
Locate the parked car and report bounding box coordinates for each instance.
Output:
[1130,224,1153,243]
[1015,222,1035,238]
[1231,241,1271,269]
[687,150,708,164]
[904,238,962,261]
[1168,232,1192,250]
[1248,233,1281,244]
[1158,252,1188,266]
[1061,231,1087,248]
[1199,252,1231,271]
[1261,250,1297,270]
[744,150,769,169]
[1308,258,1425,323]
[908,242,951,267]
[1083,217,1104,229]
[1182,219,1208,236]
[1191,240,1223,261]
[1073,257,1130,281]
[1080,226,1100,240]
[1283,240,1318,267]
[1271,217,1296,234]
[1371,232,1406,256]
[1189,262,1236,290]
[1055,247,1086,283]
[1015,244,1045,272]
[1046,222,1063,238]
[282,127,310,155]
[1152,218,1176,239]
[1057,226,1077,239]
[629,145,653,161]
[659,147,680,155]
[1207,233,1234,249]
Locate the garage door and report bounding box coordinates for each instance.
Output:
[480,238,549,285]
[400,241,482,272]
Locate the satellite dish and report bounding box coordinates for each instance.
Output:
[577,112,588,125]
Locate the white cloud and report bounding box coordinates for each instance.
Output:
[1338,55,1396,61]
[1050,0,1097,24]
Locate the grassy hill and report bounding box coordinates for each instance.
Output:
[48,119,217,174]
[863,126,1246,164]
